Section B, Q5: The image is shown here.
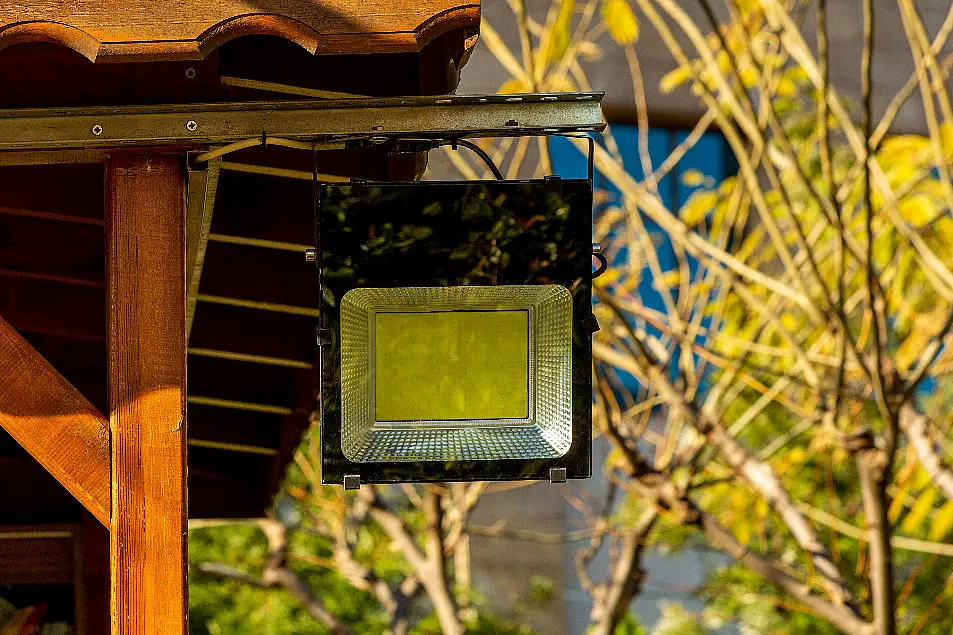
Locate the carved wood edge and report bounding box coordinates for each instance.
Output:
[0,6,480,63]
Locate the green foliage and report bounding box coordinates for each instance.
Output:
[188,525,389,635]
[651,603,711,635]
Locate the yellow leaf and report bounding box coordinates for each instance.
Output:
[941,121,953,159]
[898,194,939,226]
[547,0,576,62]
[657,270,681,288]
[878,134,930,162]
[681,169,706,188]
[739,66,758,89]
[594,267,620,288]
[888,481,910,523]
[776,76,797,97]
[788,447,807,464]
[498,78,529,94]
[929,499,953,540]
[936,216,953,246]
[680,191,718,228]
[896,327,929,372]
[602,0,639,45]
[660,66,691,94]
[900,488,937,534]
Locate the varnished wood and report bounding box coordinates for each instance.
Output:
[0,524,78,584]
[0,2,480,62]
[106,154,188,635]
[186,159,221,337]
[0,317,110,525]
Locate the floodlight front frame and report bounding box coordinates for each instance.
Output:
[319,179,593,485]
[340,284,572,463]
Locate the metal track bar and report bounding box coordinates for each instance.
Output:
[0,93,605,153]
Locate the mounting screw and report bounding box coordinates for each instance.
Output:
[186,120,198,132]
[304,248,317,262]
[91,125,103,136]
[185,67,197,79]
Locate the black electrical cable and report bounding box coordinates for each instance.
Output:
[444,139,505,180]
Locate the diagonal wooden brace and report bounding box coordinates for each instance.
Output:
[0,315,110,526]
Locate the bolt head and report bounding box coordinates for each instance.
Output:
[185,67,197,79]
[91,125,103,136]
[186,120,198,132]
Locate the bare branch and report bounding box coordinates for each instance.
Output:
[852,431,897,635]
[798,500,953,557]
[900,404,953,501]
[599,291,852,605]
[192,520,354,635]
[589,507,658,635]
[370,496,463,635]
[693,500,874,635]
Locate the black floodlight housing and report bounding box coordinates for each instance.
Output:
[319,178,594,486]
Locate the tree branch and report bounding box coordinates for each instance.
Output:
[598,413,872,635]
[589,507,658,635]
[692,499,874,635]
[852,432,897,635]
[370,497,463,635]
[191,520,354,635]
[900,403,953,500]
[599,291,853,606]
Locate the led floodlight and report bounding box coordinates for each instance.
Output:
[319,179,592,485]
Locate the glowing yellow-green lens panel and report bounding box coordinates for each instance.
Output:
[375,311,529,421]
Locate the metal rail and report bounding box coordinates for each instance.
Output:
[0,92,605,153]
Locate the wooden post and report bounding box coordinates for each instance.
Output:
[106,154,188,635]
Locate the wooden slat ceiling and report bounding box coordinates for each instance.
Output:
[0,151,403,520]
[0,0,480,62]
[0,19,476,521]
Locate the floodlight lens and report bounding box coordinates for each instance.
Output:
[339,285,573,462]
[375,311,529,422]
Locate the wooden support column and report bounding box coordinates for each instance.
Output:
[106,154,188,635]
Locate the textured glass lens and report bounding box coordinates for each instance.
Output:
[340,285,572,463]
[375,311,529,422]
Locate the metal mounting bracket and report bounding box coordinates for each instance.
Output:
[0,92,606,155]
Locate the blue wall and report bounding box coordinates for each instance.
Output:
[549,126,737,391]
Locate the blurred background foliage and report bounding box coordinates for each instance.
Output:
[189,0,953,633]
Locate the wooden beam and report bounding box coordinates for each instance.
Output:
[106,154,188,635]
[0,317,110,526]
[186,157,220,338]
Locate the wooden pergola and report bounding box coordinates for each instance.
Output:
[0,3,481,633]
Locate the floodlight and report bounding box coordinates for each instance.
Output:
[319,179,593,485]
[340,284,572,462]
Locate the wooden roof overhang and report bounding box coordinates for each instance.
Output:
[0,1,480,62]
[0,7,480,633]
[0,1,486,525]
[0,3,606,630]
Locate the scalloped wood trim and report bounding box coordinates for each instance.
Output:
[0,3,480,63]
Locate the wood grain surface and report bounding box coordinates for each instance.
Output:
[0,1,480,62]
[0,316,110,526]
[106,154,188,635]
